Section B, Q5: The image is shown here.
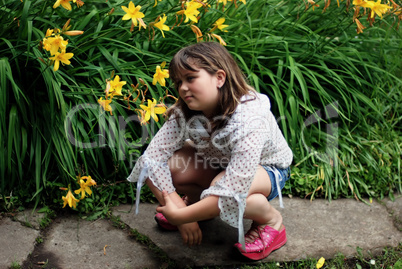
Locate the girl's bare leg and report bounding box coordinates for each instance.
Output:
[210,166,283,231]
[244,166,283,230]
[149,146,282,231]
[146,142,221,206]
[168,142,221,204]
[145,142,220,246]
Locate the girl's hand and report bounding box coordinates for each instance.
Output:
[178,222,202,246]
[156,190,181,225]
[156,191,202,246]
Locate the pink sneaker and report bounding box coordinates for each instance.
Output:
[234,224,287,260]
[154,212,178,231]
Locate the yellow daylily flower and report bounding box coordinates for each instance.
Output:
[153,65,169,86]
[45,28,54,37]
[81,175,97,187]
[74,179,92,199]
[98,97,113,115]
[154,15,170,38]
[177,1,203,23]
[43,35,68,56]
[353,0,374,8]
[213,18,229,32]
[139,99,167,122]
[49,50,74,71]
[109,75,126,96]
[121,1,145,26]
[369,0,392,18]
[53,0,72,10]
[42,39,52,52]
[316,257,325,269]
[62,190,79,209]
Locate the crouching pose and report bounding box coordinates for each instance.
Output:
[127,42,293,260]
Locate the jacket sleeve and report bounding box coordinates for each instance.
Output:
[127,114,186,194]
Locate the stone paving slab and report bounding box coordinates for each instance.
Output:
[113,204,253,267]
[14,209,47,230]
[0,216,39,269]
[385,197,402,231]
[0,196,400,269]
[23,215,163,269]
[277,197,401,260]
[112,197,402,268]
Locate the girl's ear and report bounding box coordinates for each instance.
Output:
[216,69,226,88]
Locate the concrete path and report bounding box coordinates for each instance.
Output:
[0,196,401,269]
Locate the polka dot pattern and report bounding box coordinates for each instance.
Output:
[127,92,293,228]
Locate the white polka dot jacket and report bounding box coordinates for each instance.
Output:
[127,92,293,247]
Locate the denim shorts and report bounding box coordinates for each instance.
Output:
[262,166,291,201]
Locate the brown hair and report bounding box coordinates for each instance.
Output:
[167,42,255,130]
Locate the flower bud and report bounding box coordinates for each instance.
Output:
[63,30,84,36]
[62,19,71,31]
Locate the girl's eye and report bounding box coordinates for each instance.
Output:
[187,77,194,82]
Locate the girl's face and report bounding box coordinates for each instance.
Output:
[177,64,226,118]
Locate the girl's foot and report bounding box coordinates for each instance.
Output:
[155,212,178,231]
[234,223,287,260]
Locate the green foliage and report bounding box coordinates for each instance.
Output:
[35,236,44,244]
[9,260,21,269]
[220,0,402,201]
[0,0,401,211]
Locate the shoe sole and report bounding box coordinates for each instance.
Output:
[154,215,178,231]
[237,225,287,261]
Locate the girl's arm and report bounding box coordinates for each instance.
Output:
[127,114,186,194]
[148,180,204,246]
[146,179,187,208]
[156,191,220,225]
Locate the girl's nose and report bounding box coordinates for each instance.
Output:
[179,82,188,92]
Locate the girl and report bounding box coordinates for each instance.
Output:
[127,42,293,260]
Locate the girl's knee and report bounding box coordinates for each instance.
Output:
[246,193,270,208]
[169,156,191,179]
[168,144,196,182]
[168,144,223,189]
